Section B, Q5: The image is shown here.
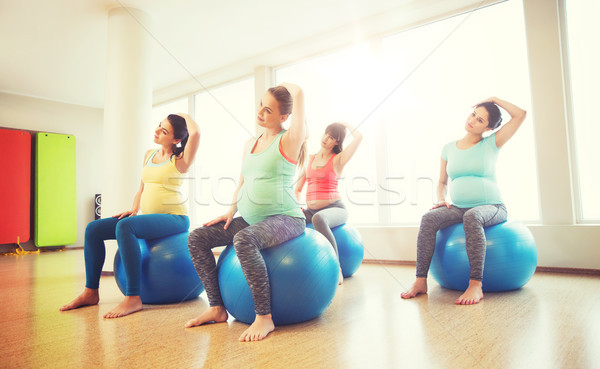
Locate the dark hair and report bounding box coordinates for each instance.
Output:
[325,123,347,154]
[167,114,188,158]
[476,102,502,130]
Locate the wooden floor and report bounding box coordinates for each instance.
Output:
[1,250,599,369]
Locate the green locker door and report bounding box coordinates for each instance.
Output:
[35,132,77,247]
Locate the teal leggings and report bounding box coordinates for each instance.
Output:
[84,214,189,295]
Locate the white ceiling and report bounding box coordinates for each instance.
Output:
[0,0,420,109]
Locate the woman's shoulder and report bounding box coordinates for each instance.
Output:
[244,137,257,148]
[143,149,155,163]
[483,133,499,149]
[443,138,458,148]
[442,140,457,151]
[242,136,257,156]
[441,140,457,161]
[329,152,339,164]
[483,133,496,141]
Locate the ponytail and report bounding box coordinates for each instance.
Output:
[167,114,189,159]
[172,134,188,158]
[297,140,307,170]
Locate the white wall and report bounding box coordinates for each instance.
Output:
[0,92,103,248]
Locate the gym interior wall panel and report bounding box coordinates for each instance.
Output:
[0,128,31,244]
[35,132,77,247]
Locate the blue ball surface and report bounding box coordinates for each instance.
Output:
[217,228,339,325]
[114,232,204,304]
[306,223,364,277]
[430,221,537,292]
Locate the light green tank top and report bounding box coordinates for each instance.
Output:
[441,133,503,208]
[237,130,304,225]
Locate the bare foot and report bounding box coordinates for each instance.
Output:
[401,278,428,299]
[60,288,100,311]
[239,314,275,342]
[455,280,484,305]
[103,296,143,318]
[185,306,229,328]
[338,268,344,285]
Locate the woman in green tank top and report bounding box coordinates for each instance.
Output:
[186,83,308,342]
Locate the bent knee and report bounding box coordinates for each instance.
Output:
[420,211,441,227]
[311,213,328,228]
[85,220,102,236]
[115,218,134,237]
[189,227,207,241]
[463,211,484,227]
[232,229,257,250]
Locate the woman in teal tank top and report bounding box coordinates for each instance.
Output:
[401,97,527,305]
[186,83,307,342]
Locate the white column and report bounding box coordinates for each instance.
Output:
[522,0,575,224]
[102,7,152,270]
[254,66,272,136]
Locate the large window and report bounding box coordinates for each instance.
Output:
[565,0,600,221]
[382,0,538,223]
[276,0,539,224]
[276,44,381,224]
[192,77,255,225]
[151,83,255,227]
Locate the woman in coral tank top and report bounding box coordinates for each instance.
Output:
[295,122,362,284]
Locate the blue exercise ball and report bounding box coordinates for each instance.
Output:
[114,232,204,304]
[332,224,364,277]
[216,228,339,325]
[307,223,364,277]
[429,221,537,292]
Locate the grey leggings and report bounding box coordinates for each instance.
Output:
[416,203,507,281]
[188,215,305,316]
[303,200,348,257]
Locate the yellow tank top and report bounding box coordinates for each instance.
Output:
[140,149,188,215]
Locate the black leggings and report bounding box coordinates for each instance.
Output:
[416,204,508,281]
[188,215,305,315]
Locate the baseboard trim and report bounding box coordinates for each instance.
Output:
[363,259,416,266]
[79,251,600,277]
[363,259,600,275]
[534,266,600,275]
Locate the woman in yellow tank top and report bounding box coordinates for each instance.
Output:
[60,114,200,318]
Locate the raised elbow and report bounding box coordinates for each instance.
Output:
[519,109,527,120]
